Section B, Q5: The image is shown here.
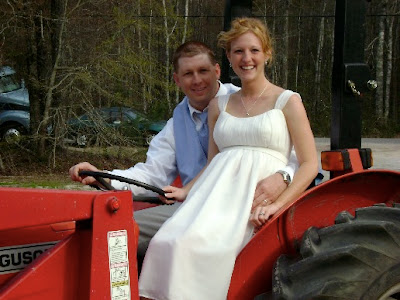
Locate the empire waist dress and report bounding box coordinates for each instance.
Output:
[138,90,298,300]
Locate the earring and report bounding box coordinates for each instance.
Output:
[265,60,269,65]
[229,63,232,67]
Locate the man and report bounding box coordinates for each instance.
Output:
[69,41,298,270]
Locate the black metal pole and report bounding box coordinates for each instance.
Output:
[221,0,252,85]
[331,0,372,150]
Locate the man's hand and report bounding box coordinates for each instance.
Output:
[69,162,105,186]
[252,172,287,210]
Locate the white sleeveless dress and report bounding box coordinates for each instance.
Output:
[139,90,298,300]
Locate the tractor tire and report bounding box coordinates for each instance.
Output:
[272,204,400,300]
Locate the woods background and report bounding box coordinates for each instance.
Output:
[0,0,399,163]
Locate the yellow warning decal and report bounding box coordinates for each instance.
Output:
[112,280,129,288]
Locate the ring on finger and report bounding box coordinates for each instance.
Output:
[263,199,270,205]
[258,212,265,216]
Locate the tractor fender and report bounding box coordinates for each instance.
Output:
[227,169,400,299]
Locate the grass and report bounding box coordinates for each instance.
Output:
[0,174,80,189]
[0,141,148,189]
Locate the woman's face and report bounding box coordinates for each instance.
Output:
[227,31,269,83]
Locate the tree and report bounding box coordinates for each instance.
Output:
[0,0,399,170]
[313,1,327,116]
[375,0,386,120]
[17,0,68,153]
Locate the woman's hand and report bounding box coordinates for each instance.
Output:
[163,185,189,202]
[249,201,280,228]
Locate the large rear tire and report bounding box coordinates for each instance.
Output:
[273,204,400,300]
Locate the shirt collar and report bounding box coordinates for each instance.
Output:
[187,101,206,117]
[215,80,227,97]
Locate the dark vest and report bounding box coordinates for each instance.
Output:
[173,98,208,185]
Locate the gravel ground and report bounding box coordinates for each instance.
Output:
[315,137,400,182]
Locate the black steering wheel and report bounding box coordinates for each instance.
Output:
[79,170,173,205]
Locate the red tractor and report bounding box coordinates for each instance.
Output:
[1,0,399,299]
[1,152,399,299]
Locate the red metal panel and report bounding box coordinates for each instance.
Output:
[228,216,283,299]
[347,148,364,172]
[0,188,100,230]
[0,232,91,299]
[0,188,139,299]
[228,170,400,299]
[0,222,76,286]
[280,171,400,250]
[90,194,139,299]
[1,169,399,298]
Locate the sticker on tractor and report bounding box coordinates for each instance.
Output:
[0,241,58,274]
[108,230,131,300]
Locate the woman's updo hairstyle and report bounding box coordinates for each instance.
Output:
[217,17,274,63]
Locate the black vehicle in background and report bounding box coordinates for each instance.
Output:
[66,107,167,147]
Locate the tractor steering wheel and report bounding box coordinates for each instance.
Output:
[79,170,173,205]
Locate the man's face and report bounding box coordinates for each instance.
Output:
[173,54,221,111]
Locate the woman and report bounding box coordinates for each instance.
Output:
[139,18,318,300]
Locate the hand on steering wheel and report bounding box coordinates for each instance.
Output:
[78,170,174,205]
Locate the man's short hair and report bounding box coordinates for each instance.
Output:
[172,41,217,73]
